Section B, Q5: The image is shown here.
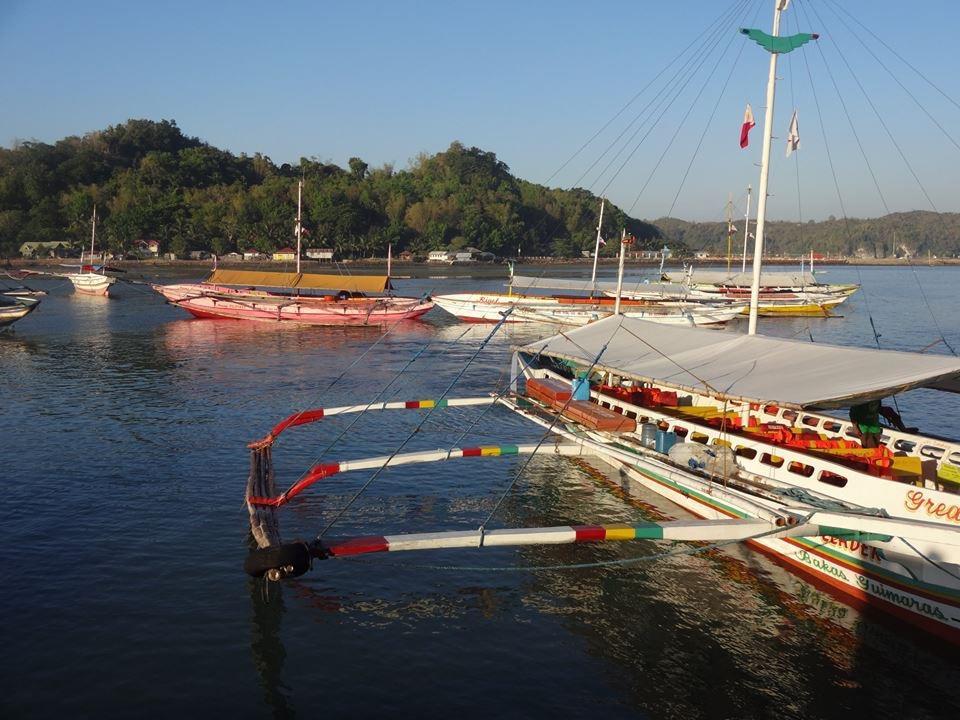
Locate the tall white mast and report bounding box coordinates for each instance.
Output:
[387,242,392,281]
[725,193,734,274]
[741,184,752,274]
[295,179,303,274]
[748,1,787,335]
[590,198,605,296]
[614,229,627,315]
[88,205,97,270]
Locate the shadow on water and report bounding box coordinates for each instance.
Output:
[244,451,960,719]
[249,578,296,719]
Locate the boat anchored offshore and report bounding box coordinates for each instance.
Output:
[65,207,117,297]
[152,269,433,325]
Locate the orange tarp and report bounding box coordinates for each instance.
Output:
[205,269,389,293]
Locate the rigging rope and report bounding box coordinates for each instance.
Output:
[478,321,622,539]
[304,326,473,471]
[663,0,764,219]
[543,0,751,187]
[315,308,516,540]
[799,0,956,356]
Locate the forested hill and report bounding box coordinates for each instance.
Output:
[2,119,957,261]
[0,119,661,259]
[654,212,960,260]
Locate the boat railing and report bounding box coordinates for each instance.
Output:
[529,370,960,522]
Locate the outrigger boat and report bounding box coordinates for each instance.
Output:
[241,314,960,642]
[0,295,40,328]
[153,269,434,325]
[240,0,960,643]
[155,180,433,325]
[654,268,858,317]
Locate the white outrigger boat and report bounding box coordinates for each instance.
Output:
[240,0,960,644]
[655,268,858,317]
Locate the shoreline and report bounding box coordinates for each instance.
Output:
[8,256,958,274]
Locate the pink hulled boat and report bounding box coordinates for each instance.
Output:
[152,269,433,325]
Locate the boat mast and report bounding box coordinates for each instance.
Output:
[614,229,627,315]
[295,179,303,274]
[725,193,734,274]
[741,184,752,273]
[748,1,787,335]
[88,205,97,271]
[590,198,605,296]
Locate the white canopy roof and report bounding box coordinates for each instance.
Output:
[662,270,818,287]
[510,275,690,295]
[518,316,960,409]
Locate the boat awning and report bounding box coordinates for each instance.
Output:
[517,316,960,410]
[205,269,389,293]
[510,275,690,295]
[662,270,817,286]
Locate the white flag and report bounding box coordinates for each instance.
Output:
[786,110,800,157]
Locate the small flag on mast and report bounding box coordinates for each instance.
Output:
[740,104,755,148]
[786,110,800,157]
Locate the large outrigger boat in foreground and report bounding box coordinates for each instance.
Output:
[240,0,960,644]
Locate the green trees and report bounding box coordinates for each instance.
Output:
[0,118,820,260]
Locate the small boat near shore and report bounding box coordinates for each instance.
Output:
[64,207,117,297]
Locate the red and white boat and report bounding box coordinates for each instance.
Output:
[153,269,433,325]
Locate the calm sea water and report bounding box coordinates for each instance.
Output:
[2,265,959,719]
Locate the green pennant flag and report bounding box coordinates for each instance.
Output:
[740,28,819,54]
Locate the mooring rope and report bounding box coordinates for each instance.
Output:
[477,319,621,542]
[314,307,516,540]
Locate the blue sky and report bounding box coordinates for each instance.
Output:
[2,0,958,221]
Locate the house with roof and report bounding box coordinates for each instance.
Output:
[305,248,334,261]
[134,239,160,257]
[19,241,72,258]
[427,249,454,263]
[272,247,298,262]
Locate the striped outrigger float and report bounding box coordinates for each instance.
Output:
[320,518,781,557]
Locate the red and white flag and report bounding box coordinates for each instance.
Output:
[786,109,800,157]
[740,104,755,148]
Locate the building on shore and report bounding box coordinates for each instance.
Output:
[20,241,73,258]
[272,247,297,262]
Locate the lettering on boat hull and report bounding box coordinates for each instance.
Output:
[904,490,960,524]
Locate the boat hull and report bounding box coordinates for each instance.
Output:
[0,297,40,327]
[618,459,960,644]
[503,373,960,642]
[433,293,741,325]
[68,273,115,296]
[153,283,434,325]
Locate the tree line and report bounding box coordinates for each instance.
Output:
[654,212,960,259]
[0,119,663,260]
[2,118,956,261]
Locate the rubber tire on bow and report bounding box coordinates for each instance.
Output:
[244,542,312,579]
